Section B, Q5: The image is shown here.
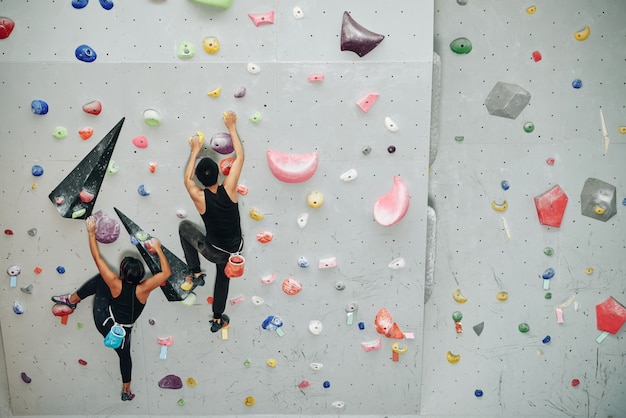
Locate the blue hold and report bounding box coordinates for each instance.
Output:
[31,100,49,115]
[31,165,44,176]
[262,315,283,330]
[56,266,66,274]
[501,180,510,191]
[75,44,97,63]
[99,0,114,10]
[474,389,484,398]
[572,79,583,89]
[541,268,555,280]
[542,335,551,344]
[358,321,365,330]
[71,0,89,8]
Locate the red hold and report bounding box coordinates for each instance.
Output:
[82,100,102,115]
[4,229,13,235]
[532,51,542,62]
[78,359,88,366]
[0,17,15,40]
[534,185,568,227]
[571,379,580,387]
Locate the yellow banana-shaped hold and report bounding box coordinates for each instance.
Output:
[574,25,590,41]
[618,126,626,134]
[525,6,536,14]
[207,86,222,97]
[452,289,468,304]
[491,200,508,212]
[189,131,205,145]
[446,351,461,364]
[391,342,408,354]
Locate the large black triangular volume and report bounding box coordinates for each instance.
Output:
[340,11,385,58]
[48,118,125,219]
[114,207,196,302]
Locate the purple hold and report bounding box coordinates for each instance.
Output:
[93,210,120,244]
[158,374,183,389]
[210,132,234,154]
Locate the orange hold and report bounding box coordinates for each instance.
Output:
[34,267,42,274]
[256,230,273,244]
[374,307,404,339]
[78,127,94,140]
[220,157,235,175]
[148,162,157,173]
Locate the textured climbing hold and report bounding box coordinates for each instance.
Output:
[56,266,66,274]
[531,50,542,62]
[4,229,13,235]
[297,256,309,268]
[574,25,590,41]
[387,145,396,154]
[267,149,318,183]
[107,160,119,174]
[249,111,262,124]
[297,380,310,389]
[473,321,484,336]
[374,176,410,226]
[266,358,277,367]
[93,210,120,243]
[207,86,221,97]
[618,126,626,134]
[356,93,379,112]
[75,44,97,63]
[219,156,233,174]
[361,339,382,352]
[309,320,323,335]
[234,87,246,98]
[446,351,460,364]
[452,311,463,322]
[247,63,261,74]
[542,268,555,280]
[210,132,234,154]
[340,168,358,182]
[543,247,554,256]
[585,267,594,275]
[177,399,185,406]
[523,122,535,133]
[31,165,44,177]
[387,257,405,270]
[474,389,484,397]
[256,230,273,243]
[261,315,283,330]
[310,362,323,371]
[484,81,531,119]
[148,162,157,173]
[71,208,87,219]
[82,100,102,115]
[251,296,264,305]
[137,184,150,196]
[449,37,472,54]
[542,335,551,344]
[282,277,302,295]
[53,127,68,139]
[491,200,508,212]
[501,180,510,191]
[20,372,31,384]
[99,0,114,10]
[323,381,331,388]
[31,100,49,115]
[496,291,508,301]
[190,0,233,8]
[362,145,372,155]
[13,301,24,314]
[571,379,580,387]
[526,6,536,14]
[580,177,617,222]
[177,41,195,59]
[293,7,304,19]
[78,127,94,140]
[260,273,276,284]
[202,37,220,54]
[374,307,404,339]
[79,188,95,203]
[454,136,464,142]
[0,17,15,39]
[236,184,248,195]
[248,207,264,221]
[385,117,399,132]
[78,359,88,365]
[518,323,530,333]
[244,396,255,406]
[534,185,568,227]
[340,11,385,57]
[158,374,183,389]
[143,109,162,126]
[335,281,345,290]
[27,228,36,237]
[248,11,275,27]
[307,191,324,208]
[572,79,583,89]
[452,289,468,303]
[308,74,324,82]
[546,157,555,165]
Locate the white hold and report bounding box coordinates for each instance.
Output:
[251,296,264,306]
[176,209,188,219]
[297,212,309,228]
[292,6,304,19]
[310,362,323,371]
[318,257,337,269]
[308,320,323,335]
[388,257,406,270]
[260,273,276,284]
[385,116,399,132]
[339,168,358,182]
[332,401,346,409]
[7,265,21,276]
[247,63,261,74]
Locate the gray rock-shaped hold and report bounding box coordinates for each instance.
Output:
[484,82,531,119]
[580,177,617,222]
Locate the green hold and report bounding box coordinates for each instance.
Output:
[543,247,554,256]
[177,41,195,59]
[523,122,535,133]
[518,322,530,333]
[177,399,185,406]
[190,0,233,8]
[544,292,552,300]
[53,126,68,139]
[71,208,87,219]
[452,311,463,322]
[450,37,472,54]
[454,136,464,142]
[249,111,262,124]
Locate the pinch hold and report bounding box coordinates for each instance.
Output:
[248,11,275,27]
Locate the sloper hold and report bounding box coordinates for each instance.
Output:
[114,207,195,302]
[48,118,124,219]
[484,81,531,119]
[534,185,568,227]
[340,11,385,57]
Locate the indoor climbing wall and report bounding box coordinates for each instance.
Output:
[425,1,626,418]
[0,1,433,417]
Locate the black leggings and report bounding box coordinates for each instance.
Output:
[76,275,133,383]
[178,220,234,319]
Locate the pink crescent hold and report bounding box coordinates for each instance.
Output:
[248,11,275,27]
[157,337,173,346]
[374,176,410,226]
[356,93,379,113]
[266,149,319,183]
